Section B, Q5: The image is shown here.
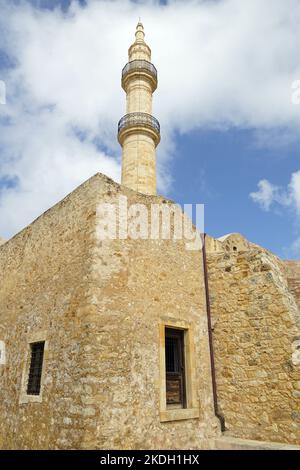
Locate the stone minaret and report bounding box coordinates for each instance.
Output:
[118,21,160,195]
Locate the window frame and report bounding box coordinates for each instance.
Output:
[26,341,45,396]
[159,318,199,422]
[19,331,48,404]
[165,328,186,408]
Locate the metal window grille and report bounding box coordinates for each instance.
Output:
[166,337,180,373]
[27,341,45,395]
[165,328,186,407]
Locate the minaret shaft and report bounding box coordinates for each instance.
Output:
[118,22,160,195]
[126,81,152,114]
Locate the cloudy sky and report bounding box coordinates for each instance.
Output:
[1,0,300,258]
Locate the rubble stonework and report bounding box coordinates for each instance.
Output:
[0,174,219,449]
[206,234,300,444]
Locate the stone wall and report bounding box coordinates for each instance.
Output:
[206,234,300,444]
[0,173,219,449]
[80,183,220,449]
[0,175,102,449]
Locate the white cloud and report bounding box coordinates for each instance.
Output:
[288,171,300,214]
[251,170,300,256]
[250,180,279,211]
[251,170,300,215]
[1,0,300,237]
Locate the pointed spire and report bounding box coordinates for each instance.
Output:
[135,19,145,43]
[128,19,151,62]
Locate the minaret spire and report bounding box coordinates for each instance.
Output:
[135,20,145,42]
[118,22,160,195]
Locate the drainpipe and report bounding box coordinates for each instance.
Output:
[201,233,226,432]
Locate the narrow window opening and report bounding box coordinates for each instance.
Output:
[27,341,45,396]
[165,328,186,408]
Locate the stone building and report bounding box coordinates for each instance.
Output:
[205,234,300,446]
[0,23,299,450]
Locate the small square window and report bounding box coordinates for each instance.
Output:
[27,341,45,396]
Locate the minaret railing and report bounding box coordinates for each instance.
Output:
[118,112,160,134]
[122,60,157,80]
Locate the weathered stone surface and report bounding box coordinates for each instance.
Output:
[1,176,300,449]
[206,234,300,445]
[0,173,218,449]
[214,435,300,450]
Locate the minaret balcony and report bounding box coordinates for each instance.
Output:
[122,60,157,92]
[118,112,160,146]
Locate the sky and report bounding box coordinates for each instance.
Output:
[0,0,300,258]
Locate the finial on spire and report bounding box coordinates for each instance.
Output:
[135,19,145,42]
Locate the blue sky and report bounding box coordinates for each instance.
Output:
[1,0,300,258]
[170,128,300,257]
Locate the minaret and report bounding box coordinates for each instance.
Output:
[118,21,160,195]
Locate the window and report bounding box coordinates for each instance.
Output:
[19,332,48,404]
[159,320,199,422]
[165,328,186,408]
[27,341,45,396]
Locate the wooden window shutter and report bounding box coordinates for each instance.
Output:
[165,328,186,407]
